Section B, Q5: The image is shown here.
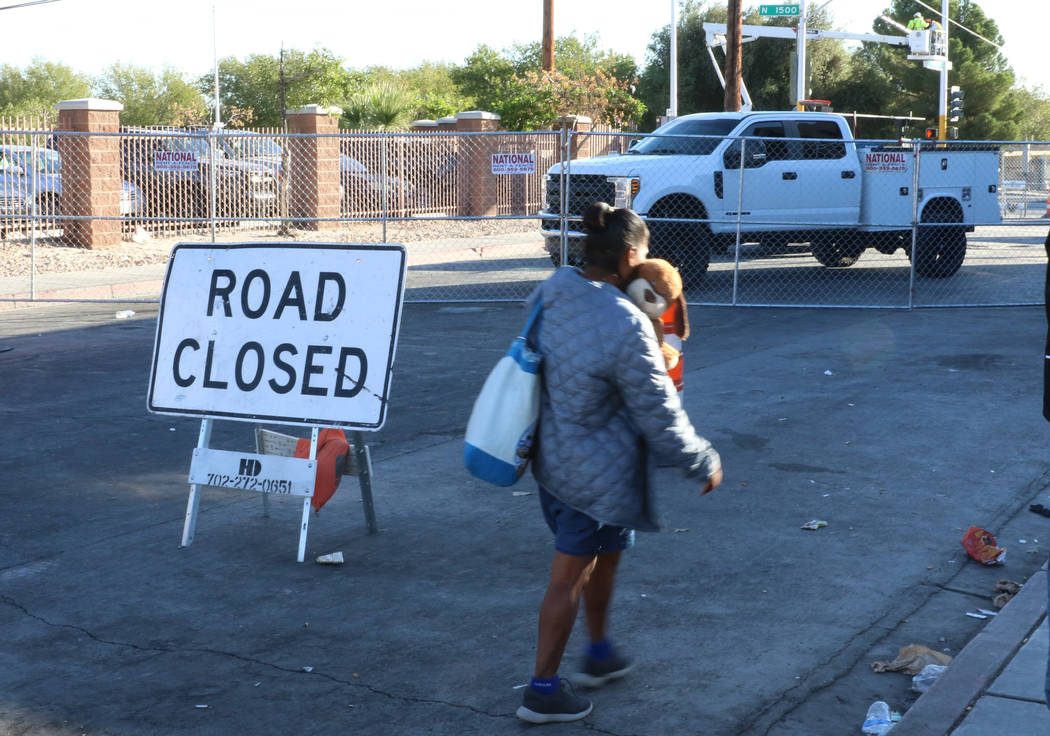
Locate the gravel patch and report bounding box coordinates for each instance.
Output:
[0,218,540,279]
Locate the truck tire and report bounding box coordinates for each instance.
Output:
[649,219,710,286]
[811,231,864,268]
[913,225,966,278]
[913,201,966,278]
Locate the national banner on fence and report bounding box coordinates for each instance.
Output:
[491,152,536,174]
[148,242,406,429]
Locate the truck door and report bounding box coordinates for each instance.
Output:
[789,118,862,227]
[720,121,800,232]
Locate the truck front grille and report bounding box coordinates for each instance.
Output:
[545,175,615,218]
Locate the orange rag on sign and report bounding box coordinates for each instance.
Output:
[294,428,351,511]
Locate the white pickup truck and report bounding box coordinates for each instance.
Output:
[540,111,1000,280]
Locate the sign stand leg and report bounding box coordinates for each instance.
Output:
[296,427,320,563]
[352,430,378,534]
[180,418,213,548]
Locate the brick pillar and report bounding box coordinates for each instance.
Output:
[455,111,501,217]
[436,117,457,131]
[286,105,341,231]
[556,115,593,159]
[55,98,123,249]
[411,120,438,132]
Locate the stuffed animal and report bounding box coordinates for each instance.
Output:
[624,258,690,376]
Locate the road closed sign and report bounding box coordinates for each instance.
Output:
[148,242,406,429]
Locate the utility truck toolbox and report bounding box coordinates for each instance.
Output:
[539,111,1000,281]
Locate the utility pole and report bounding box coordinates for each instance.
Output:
[724,0,742,111]
[669,0,677,117]
[937,0,948,140]
[795,0,808,106]
[541,0,554,71]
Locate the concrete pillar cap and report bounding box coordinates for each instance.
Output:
[56,98,124,112]
[412,120,438,127]
[454,110,501,121]
[289,104,343,116]
[557,114,593,125]
[436,116,457,125]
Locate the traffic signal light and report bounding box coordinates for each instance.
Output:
[924,127,937,140]
[949,86,964,123]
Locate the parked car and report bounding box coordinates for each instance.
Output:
[214,130,415,215]
[0,145,142,237]
[121,128,278,220]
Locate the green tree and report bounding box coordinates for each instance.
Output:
[451,35,643,130]
[363,62,472,121]
[95,64,207,126]
[1010,85,1050,140]
[342,82,416,130]
[833,0,1021,139]
[204,47,359,127]
[0,59,91,123]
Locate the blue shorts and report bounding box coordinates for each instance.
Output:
[539,486,635,557]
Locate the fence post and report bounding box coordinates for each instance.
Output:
[286,105,342,231]
[454,111,501,217]
[55,98,123,249]
[908,141,922,308]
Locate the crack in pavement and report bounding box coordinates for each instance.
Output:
[0,593,639,734]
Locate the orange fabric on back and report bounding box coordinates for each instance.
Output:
[662,302,684,392]
[294,428,351,511]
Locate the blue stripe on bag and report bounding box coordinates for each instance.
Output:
[463,443,521,486]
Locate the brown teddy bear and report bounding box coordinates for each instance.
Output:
[624,258,690,378]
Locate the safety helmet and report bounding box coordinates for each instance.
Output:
[914,11,922,17]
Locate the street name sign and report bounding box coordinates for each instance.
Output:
[760,4,800,16]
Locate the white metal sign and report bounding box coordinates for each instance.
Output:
[188,447,316,496]
[148,242,406,429]
[155,150,198,172]
[491,152,536,174]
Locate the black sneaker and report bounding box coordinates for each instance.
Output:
[516,678,593,724]
[573,652,633,688]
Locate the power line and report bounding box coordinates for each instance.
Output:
[0,0,61,10]
[912,0,1004,50]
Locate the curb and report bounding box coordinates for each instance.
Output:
[892,569,1048,735]
[0,277,164,309]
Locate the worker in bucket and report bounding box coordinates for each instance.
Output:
[907,11,929,30]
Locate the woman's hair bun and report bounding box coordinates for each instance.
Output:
[583,201,613,232]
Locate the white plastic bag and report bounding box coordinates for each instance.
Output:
[464,305,541,486]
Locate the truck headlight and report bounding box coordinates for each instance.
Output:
[610,177,640,208]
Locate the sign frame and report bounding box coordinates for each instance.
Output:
[159,242,398,562]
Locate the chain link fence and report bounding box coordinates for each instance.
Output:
[0,121,1047,308]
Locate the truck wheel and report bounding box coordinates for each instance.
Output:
[811,232,864,268]
[648,219,710,286]
[913,225,966,278]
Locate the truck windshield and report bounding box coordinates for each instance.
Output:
[630,117,738,156]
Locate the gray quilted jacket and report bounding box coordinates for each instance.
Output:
[525,267,720,532]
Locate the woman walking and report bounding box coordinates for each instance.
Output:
[516,202,723,724]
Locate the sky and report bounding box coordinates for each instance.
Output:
[1,0,1046,95]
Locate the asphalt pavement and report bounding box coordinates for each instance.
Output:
[2,267,1050,735]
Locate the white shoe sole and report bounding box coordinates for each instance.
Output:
[515,702,593,723]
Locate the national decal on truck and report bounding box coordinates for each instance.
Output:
[863,151,908,172]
